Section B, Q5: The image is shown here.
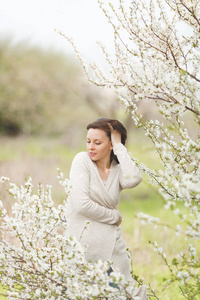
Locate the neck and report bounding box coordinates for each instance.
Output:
[95,158,111,171]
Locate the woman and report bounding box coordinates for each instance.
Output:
[66,118,147,299]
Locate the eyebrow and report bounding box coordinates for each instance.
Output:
[87,138,102,141]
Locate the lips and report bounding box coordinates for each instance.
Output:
[89,152,96,157]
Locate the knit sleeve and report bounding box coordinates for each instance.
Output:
[69,152,120,224]
[113,143,142,189]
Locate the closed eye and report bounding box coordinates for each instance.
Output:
[87,140,101,145]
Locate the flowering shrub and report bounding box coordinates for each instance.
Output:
[0,175,147,299]
[58,0,200,298]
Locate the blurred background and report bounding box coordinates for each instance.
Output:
[0,1,193,298]
[0,0,156,190]
[0,0,140,181]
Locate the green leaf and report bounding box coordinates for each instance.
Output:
[180,69,186,75]
[171,258,178,265]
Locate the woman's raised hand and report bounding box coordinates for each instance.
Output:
[108,124,121,147]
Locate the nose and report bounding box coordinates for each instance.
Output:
[89,142,95,150]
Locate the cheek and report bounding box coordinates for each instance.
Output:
[101,144,111,153]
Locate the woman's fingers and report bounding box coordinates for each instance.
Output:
[108,123,121,146]
[108,123,114,132]
[114,212,122,226]
[111,130,121,146]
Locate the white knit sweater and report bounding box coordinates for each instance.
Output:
[65,143,142,263]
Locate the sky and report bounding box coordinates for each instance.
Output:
[0,0,113,64]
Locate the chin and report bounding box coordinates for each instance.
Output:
[89,154,97,161]
[91,157,98,161]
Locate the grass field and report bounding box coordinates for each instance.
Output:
[0,134,193,299]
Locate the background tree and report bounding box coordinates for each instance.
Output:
[59,0,200,298]
[0,41,79,136]
[0,40,133,139]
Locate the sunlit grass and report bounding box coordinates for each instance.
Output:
[119,182,192,299]
[0,286,7,299]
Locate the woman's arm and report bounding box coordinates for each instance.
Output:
[69,152,120,224]
[110,126,142,189]
[113,143,142,189]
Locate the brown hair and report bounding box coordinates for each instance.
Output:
[86,118,127,163]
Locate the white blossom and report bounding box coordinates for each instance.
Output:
[0,177,142,299]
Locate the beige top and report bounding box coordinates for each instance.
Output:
[65,143,142,262]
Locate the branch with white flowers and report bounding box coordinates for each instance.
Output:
[0,176,149,299]
[57,0,200,298]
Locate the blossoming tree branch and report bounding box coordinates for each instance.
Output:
[0,174,141,299]
[0,0,199,299]
[57,0,200,298]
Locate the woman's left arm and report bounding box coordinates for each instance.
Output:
[113,143,142,189]
[110,127,142,189]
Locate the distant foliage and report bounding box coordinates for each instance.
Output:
[0,41,94,136]
[59,0,200,298]
[0,40,129,138]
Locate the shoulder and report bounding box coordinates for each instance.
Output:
[69,152,92,180]
[73,151,90,161]
[71,151,91,169]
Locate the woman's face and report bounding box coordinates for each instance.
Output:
[86,128,113,164]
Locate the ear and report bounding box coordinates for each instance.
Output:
[110,142,113,150]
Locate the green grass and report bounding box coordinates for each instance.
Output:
[0,286,7,299]
[118,184,193,299]
[0,136,76,160]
